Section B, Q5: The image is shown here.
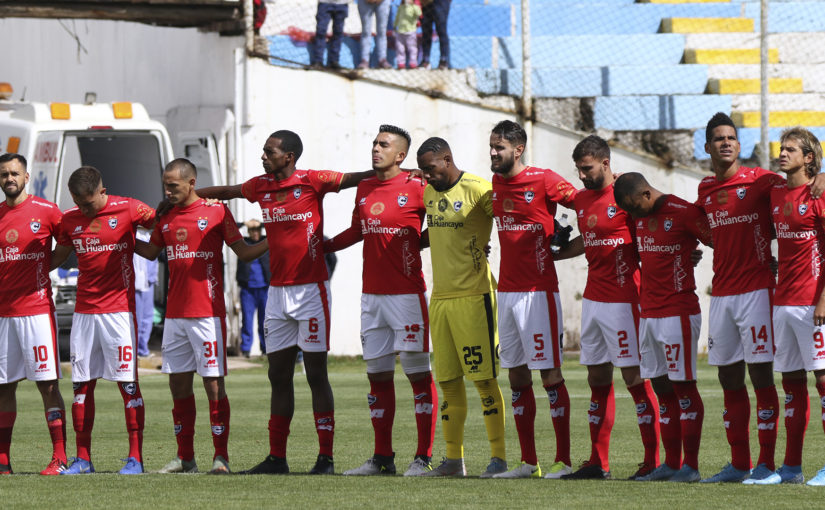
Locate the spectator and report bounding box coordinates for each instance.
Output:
[420,0,450,70]
[393,0,422,69]
[134,227,158,357]
[357,0,392,69]
[311,0,350,70]
[236,219,271,357]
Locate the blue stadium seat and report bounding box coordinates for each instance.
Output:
[743,2,825,32]
[595,95,732,131]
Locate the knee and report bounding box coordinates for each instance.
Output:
[399,352,431,376]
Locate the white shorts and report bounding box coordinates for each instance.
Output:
[773,305,825,373]
[639,313,701,381]
[708,289,774,366]
[360,293,429,360]
[498,291,563,370]
[162,317,227,377]
[264,282,331,354]
[0,314,61,384]
[70,312,137,382]
[579,299,640,368]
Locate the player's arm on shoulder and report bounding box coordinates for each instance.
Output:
[811,172,825,199]
[135,239,163,261]
[552,235,584,261]
[230,238,269,262]
[339,170,375,190]
[50,243,74,271]
[196,184,244,201]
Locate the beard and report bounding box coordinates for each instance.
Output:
[2,184,22,199]
[582,176,604,190]
[490,155,515,175]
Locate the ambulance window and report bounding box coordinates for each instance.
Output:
[58,133,164,210]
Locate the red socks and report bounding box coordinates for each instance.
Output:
[368,379,395,457]
[656,390,682,469]
[410,374,437,458]
[268,414,291,458]
[587,383,615,470]
[72,380,97,461]
[172,394,197,461]
[755,385,779,470]
[314,411,335,457]
[782,379,809,467]
[44,408,67,463]
[209,397,230,461]
[0,411,15,466]
[723,387,752,471]
[118,382,145,462]
[628,380,660,467]
[512,385,538,465]
[545,381,571,465]
[673,381,703,470]
[817,382,825,436]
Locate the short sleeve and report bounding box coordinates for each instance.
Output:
[687,203,712,246]
[241,177,259,204]
[150,221,166,247]
[222,205,243,245]
[544,170,577,208]
[309,170,345,195]
[131,199,156,228]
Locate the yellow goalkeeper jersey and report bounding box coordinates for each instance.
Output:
[424,172,497,299]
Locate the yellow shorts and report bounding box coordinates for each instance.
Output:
[430,293,499,382]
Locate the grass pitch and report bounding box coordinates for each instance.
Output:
[2,355,824,509]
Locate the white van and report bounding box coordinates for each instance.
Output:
[0,85,232,356]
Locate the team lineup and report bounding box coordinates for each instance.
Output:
[1,113,825,486]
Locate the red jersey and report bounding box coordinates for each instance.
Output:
[0,196,62,316]
[771,183,825,306]
[697,166,783,296]
[327,173,426,294]
[492,167,576,292]
[574,184,640,303]
[56,196,155,314]
[634,195,711,318]
[150,200,242,318]
[242,169,343,286]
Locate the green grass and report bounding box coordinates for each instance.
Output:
[3,355,825,509]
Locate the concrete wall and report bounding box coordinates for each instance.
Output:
[1,18,713,357]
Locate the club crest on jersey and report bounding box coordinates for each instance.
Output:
[108,217,118,229]
[397,193,408,207]
[799,203,809,216]
[293,188,302,200]
[607,205,617,218]
[736,187,746,200]
[524,189,535,203]
[453,201,463,212]
[664,218,673,232]
[30,220,41,233]
[197,217,208,231]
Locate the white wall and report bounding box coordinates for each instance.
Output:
[1,19,713,356]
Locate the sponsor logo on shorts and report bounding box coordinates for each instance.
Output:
[679,398,691,410]
[118,363,130,371]
[546,389,557,404]
[635,403,647,415]
[121,382,137,395]
[306,334,319,343]
[753,345,767,354]
[36,363,48,371]
[816,350,825,359]
[206,359,217,367]
[367,393,377,406]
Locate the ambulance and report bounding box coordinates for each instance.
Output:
[0,82,233,357]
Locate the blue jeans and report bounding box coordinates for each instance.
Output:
[421,0,451,65]
[312,3,349,65]
[240,286,268,353]
[358,0,391,63]
[135,287,154,357]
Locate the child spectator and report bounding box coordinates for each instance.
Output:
[393,0,422,69]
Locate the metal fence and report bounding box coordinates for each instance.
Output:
[259,0,825,169]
